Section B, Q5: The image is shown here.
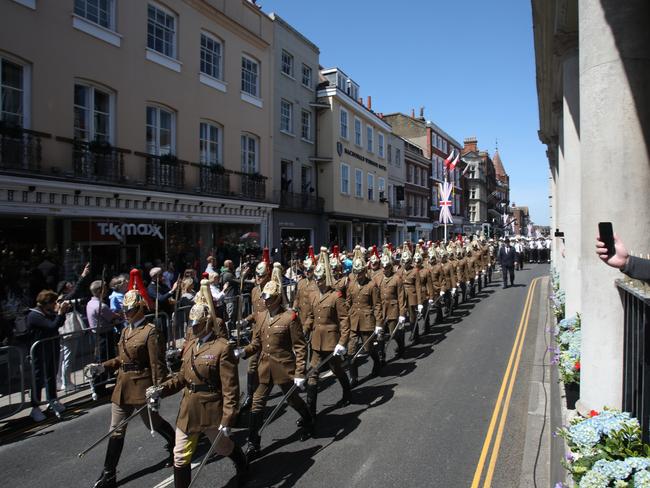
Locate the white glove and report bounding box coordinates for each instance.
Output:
[293,377,306,389]
[466,281,471,286]
[145,385,163,400]
[482,269,486,275]
[333,344,347,356]
[374,325,384,335]
[417,304,423,313]
[219,424,231,437]
[439,291,445,297]
[428,299,434,306]
[83,363,104,379]
[398,316,406,324]
[234,348,245,359]
[237,319,249,329]
[475,274,479,280]
[451,288,456,295]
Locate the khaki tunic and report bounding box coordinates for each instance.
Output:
[333,276,348,298]
[428,263,445,294]
[303,289,350,351]
[346,278,382,332]
[293,277,318,325]
[441,262,457,289]
[245,284,267,323]
[244,308,306,384]
[103,322,166,406]
[399,266,420,307]
[417,265,433,301]
[379,272,407,320]
[161,332,239,432]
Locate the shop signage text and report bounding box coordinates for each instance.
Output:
[344,148,387,171]
[96,222,164,240]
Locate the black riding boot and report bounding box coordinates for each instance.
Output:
[228,444,249,486]
[306,383,318,418]
[241,371,258,411]
[335,372,351,408]
[370,349,382,376]
[155,419,176,467]
[293,401,314,441]
[173,464,191,488]
[349,359,359,388]
[377,339,386,366]
[245,411,263,461]
[93,436,124,488]
[394,329,405,359]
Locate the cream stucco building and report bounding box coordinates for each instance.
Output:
[0,0,277,273]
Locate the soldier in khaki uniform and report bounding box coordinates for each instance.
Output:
[398,243,421,343]
[240,248,271,410]
[330,245,348,298]
[414,249,433,334]
[440,247,457,313]
[85,269,176,488]
[147,280,246,488]
[427,246,445,325]
[454,245,470,303]
[303,248,351,416]
[293,246,318,326]
[346,247,383,386]
[235,263,313,458]
[378,247,407,359]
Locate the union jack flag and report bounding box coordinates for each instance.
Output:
[438,181,454,224]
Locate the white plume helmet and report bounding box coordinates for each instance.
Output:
[352,245,366,273]
[314,246,334,286]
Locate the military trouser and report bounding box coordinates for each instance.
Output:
[251,380,308,414]
[348,329,380,380]
[307,350,347,386]
[109,402,172,440]
[381,320,405,359]
[406,305,419,341]
[173,426,234,467]
[488,265,493,283]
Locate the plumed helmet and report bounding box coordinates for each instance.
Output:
[413,251,423,264]
[123,269,152,313]
[255,247,271,277]
[314,247,334,286]
[330,245,342,270]
[369,245,380,264]
[303,245,316,271]
[400,242,412,264]
[352,245,366,274]
[189,279,218,333]
[427,245,437,262]
[261,263,283,301]
[380,244,393,268]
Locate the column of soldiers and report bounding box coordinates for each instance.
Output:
[81,235,502,488]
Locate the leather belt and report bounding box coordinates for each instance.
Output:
[121,362,143,372]
[186,383,218,393]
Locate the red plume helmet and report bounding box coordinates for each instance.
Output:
[201,272,209,280]
[372,245,378,259]
[127,268,153,309]
[388,243,394,253]
[332,245,340,260]
[308,245,315,260]
[262,247,270,265]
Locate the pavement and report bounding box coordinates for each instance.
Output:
[0,263,551,488]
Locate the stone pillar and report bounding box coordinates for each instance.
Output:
[560,50,582,317]
[577,0,650,413]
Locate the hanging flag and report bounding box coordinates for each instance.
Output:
[438,181,454,225]
[449,151,459,171]
[443,149,455,169]
[527,223,533,236]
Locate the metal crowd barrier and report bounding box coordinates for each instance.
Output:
[618,278,650,443]
[0,346,27,421]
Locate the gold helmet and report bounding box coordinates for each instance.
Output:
[255,248,271,278]
[427,244,437,262]
[369,245,380,265]
[380,244,393,268]
[303,245,316,271]
[188,279,218,332]
[352,245,366,274]
[400,242,412,264]
[123,269,152,313]
[314,247,334,286]
[330,245,342,270]
[261,262,284,303]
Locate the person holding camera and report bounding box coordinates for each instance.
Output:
[596,233,650,281]
[27,290,71,421]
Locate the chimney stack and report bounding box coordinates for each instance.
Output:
[463,137,478,154]
[358,97,363,106]
[411,108,416,118]
[419,106,425,120]
[367,96,372,110]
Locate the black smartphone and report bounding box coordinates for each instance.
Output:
[598,222,615,257]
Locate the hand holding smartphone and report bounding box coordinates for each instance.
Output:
[598,222,615,257]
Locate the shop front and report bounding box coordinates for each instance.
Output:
[328,216,386,251]
[272,210,327,265]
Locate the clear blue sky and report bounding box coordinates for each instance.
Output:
[260,0,550,225]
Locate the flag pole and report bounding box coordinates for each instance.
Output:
[444,167,448,243]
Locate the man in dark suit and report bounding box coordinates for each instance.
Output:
[497,238,516,288]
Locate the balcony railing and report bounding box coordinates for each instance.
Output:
[198,164,230,196]
[240,173,266,201]
[0,124,43,172]
[72,140,125,183]
[274,190,324,213]
[388,204,407,218]
[618,278,650,442]
[144,154,185,190]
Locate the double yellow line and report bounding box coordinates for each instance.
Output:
[470,277,540,488]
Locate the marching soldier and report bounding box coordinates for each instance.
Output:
[303,248,352,416]
[146,280,246,488]
[456,245,471,303]
[346,247,383,386]
[413,247,433,334]
[427,246,445,324]
[234,263,313,459]
[84,269,176,488]
[294,246,318,327]
[439,247,457,313]
[398,243,421,344]
[330,245,348,297]
[239,248,271,410]
[368,245,382,281]
[378,246,407,360]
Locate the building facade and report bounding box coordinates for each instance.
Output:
[386,133,406,245]
[533,0,650,427]
[404,141,432,242]
[268,13,325,263]
[0,0,277,277]
[316,68,390,250]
